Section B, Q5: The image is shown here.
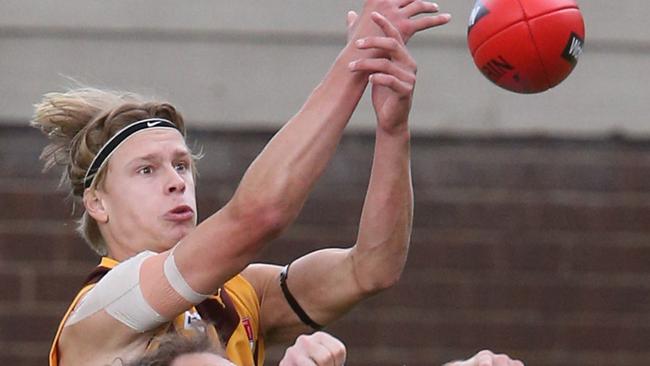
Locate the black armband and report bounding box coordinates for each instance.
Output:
[279,264,323,331]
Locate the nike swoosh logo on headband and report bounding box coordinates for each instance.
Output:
[147,121,162,127]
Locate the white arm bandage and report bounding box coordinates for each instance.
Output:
[163,250,210,304]
[65,251,168,333]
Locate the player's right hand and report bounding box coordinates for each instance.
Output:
[278,332,347,366]
[348,0,451,45]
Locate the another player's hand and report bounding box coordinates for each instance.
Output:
[347,0,451,45]
[278,332,347,366]
[349,11,416,134]
[444,350,525,366]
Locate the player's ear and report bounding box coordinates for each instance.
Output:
[83,188,108,223]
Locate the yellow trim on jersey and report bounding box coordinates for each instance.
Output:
[49,284,94,366]
[49,256,265,366]
[223,274,265,365]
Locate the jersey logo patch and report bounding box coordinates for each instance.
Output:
[184,309,203,329]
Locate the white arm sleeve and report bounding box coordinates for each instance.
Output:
[163,248,210,304]
[65,251,168,333]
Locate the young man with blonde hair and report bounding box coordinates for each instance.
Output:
[33,1,524,365]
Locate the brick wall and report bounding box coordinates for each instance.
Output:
[1,125,650,366]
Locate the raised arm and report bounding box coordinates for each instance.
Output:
[180,0,451,297]
[245,8,450,343]
[177,0,451,301]
[168,0,449,299]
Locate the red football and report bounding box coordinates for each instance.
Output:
[467,0,585,93]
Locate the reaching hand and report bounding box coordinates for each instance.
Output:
[444,350,525,366]
[347,0,451,45]
[349,11,417,134]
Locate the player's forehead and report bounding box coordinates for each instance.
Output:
[111,128,190,163]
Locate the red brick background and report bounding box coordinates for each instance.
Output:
[2,125,650,365]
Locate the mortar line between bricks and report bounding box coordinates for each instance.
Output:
[0,341,51,356]
[0,178,61,192]
[416,187,650,206]
[339,347,650,365]
[407,268,650,288]
[348,307,650,327]
[0,301,68,315]
[0,260,94,274]
[0,220,77,233]
[20,266,37,304]
[412,149,650,166]
[409,232,650,249]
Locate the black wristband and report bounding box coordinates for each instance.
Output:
[279,264,323,331]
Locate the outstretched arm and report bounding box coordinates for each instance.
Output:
[245,7,450,343]
[170,0,445,302]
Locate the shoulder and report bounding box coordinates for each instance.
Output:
[224,272,262,313]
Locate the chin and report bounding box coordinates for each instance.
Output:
[154,222,194,252]
[170,225,193,242]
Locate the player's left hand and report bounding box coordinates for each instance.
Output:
[444,349,525,366]
[349,11,416,134]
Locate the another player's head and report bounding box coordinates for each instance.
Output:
[126,329,235,366]
[168,353,235,366]
[31,87,200,259]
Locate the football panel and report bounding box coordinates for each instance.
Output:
[528,8,586,87]
[468,0,526,55]
[518,0,580,19]
[473,21,550,93]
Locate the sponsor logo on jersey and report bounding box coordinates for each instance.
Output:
[242,317,255,351]
[184,309,203,329]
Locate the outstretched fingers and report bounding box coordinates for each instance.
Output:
[411,12,452,33]
[354,12,416,68]
[371,11,405,45]
[400,1,451,41]
[398,0,417,7]
[369,73,414,95]
[349,54,415,96]
[349,12,417,96]
[401,0,439,17]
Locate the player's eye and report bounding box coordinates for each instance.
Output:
[174,161,189,172]
[138,166,153,175]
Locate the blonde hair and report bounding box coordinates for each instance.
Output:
[31,87,191,256]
